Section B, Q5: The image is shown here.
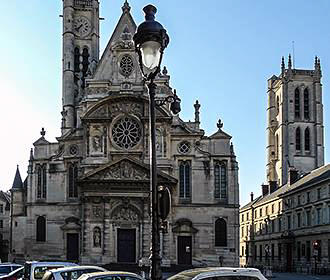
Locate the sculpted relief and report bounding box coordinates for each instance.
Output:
[112,206,139,222]
[91,160,149,180]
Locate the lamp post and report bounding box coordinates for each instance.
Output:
[133,5,180,280]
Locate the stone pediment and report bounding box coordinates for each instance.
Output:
[80,157,177,185]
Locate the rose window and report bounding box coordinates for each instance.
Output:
[119,55,134,77]
[112,117,142,149]
[178,141,191,154]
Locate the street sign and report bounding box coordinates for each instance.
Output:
[158,185,171,220]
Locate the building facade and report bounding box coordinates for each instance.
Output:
[240,57,330,274]
[0,190,10,262]
[10,0,239,268]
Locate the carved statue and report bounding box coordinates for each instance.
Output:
[93,227,101,247]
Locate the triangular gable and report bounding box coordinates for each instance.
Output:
[93,4,137,80]
[209,128,232,139]
[80,157,177,185]
[33,136,50,146]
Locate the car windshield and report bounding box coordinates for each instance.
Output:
[200,277,260,280]
[95,277,140,280]
[34,267,62,279]
[0,267,11,274]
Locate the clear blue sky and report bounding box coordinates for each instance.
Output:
[0,1,329,206]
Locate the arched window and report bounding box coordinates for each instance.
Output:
[68,163,78,198]
[296,127,301,151]
[304,88,310,119]
[215,218,227,247]
[37,164,47,199]
[214,161,227,199]
[74,47,80,73]
[305,128,310,151]
[275,134,279,158]
[276,96,280,115]
[156,129,166,158]
[179,161,191,199]
[82,47,90,78]
[36,216,46,242]
[294,88,300,119]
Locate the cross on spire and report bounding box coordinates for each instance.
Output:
[217,119,223,130]
[40,127,46,137]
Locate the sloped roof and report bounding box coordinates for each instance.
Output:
[240,195,262,211]
[247,164,330,208]
[12,166,23,190]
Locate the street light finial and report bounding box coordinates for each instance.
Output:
[143,5,157,20]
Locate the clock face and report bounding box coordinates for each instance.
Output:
[73,16,91,37]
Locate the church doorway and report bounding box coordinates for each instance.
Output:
[286,243,293,272]
[66,233,79,262]
[117,229,136,263]
[178,236,192,265]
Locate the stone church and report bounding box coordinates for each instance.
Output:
[10,0,239,267]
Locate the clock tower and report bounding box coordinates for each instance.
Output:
[62,0,100,134]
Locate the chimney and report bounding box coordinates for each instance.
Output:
[262,183,269,196]
[250,192,254,202]
[289,167,299,185]
[269,181,277,193]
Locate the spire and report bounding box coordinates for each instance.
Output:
[314,56,318,69]
[281,56,285,74]
[122,0,131,13]
[194,100,201,123]
[12,165,23,190]
[318,58,321,72]
[29,148,34,161]
[288,54,292,70]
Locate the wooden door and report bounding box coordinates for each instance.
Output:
[67,233,79,262]
[117,229,136,263]
[178,236,192,265]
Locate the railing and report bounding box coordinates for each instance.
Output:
[74,0,93,7]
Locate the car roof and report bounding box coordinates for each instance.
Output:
[167,267,264,280]
[48,266,106,273]
[78,271,143,280]
[27,262,78,267]
[0,263,22,266]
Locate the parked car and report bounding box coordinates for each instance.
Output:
[77,271,144,280]
[0,267,24,280]
[0,264,23,277]
[167,267,268,280]
[41,266,107,280]
[23,262,77,280]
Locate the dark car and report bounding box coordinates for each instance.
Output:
[0,266,24,280]
[0,264,23,277]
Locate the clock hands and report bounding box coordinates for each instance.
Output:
[75,24,83,32]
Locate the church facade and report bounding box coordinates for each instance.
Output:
[10,0,239,267]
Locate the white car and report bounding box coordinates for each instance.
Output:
[23,262,77,280]
[77,271,144,280]
[167,267,268,280]
[41,266,107,280]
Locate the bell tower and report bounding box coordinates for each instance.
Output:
[266,55,324,186]
[62,0,100,134]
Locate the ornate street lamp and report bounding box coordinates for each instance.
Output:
[134,5,180,280]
